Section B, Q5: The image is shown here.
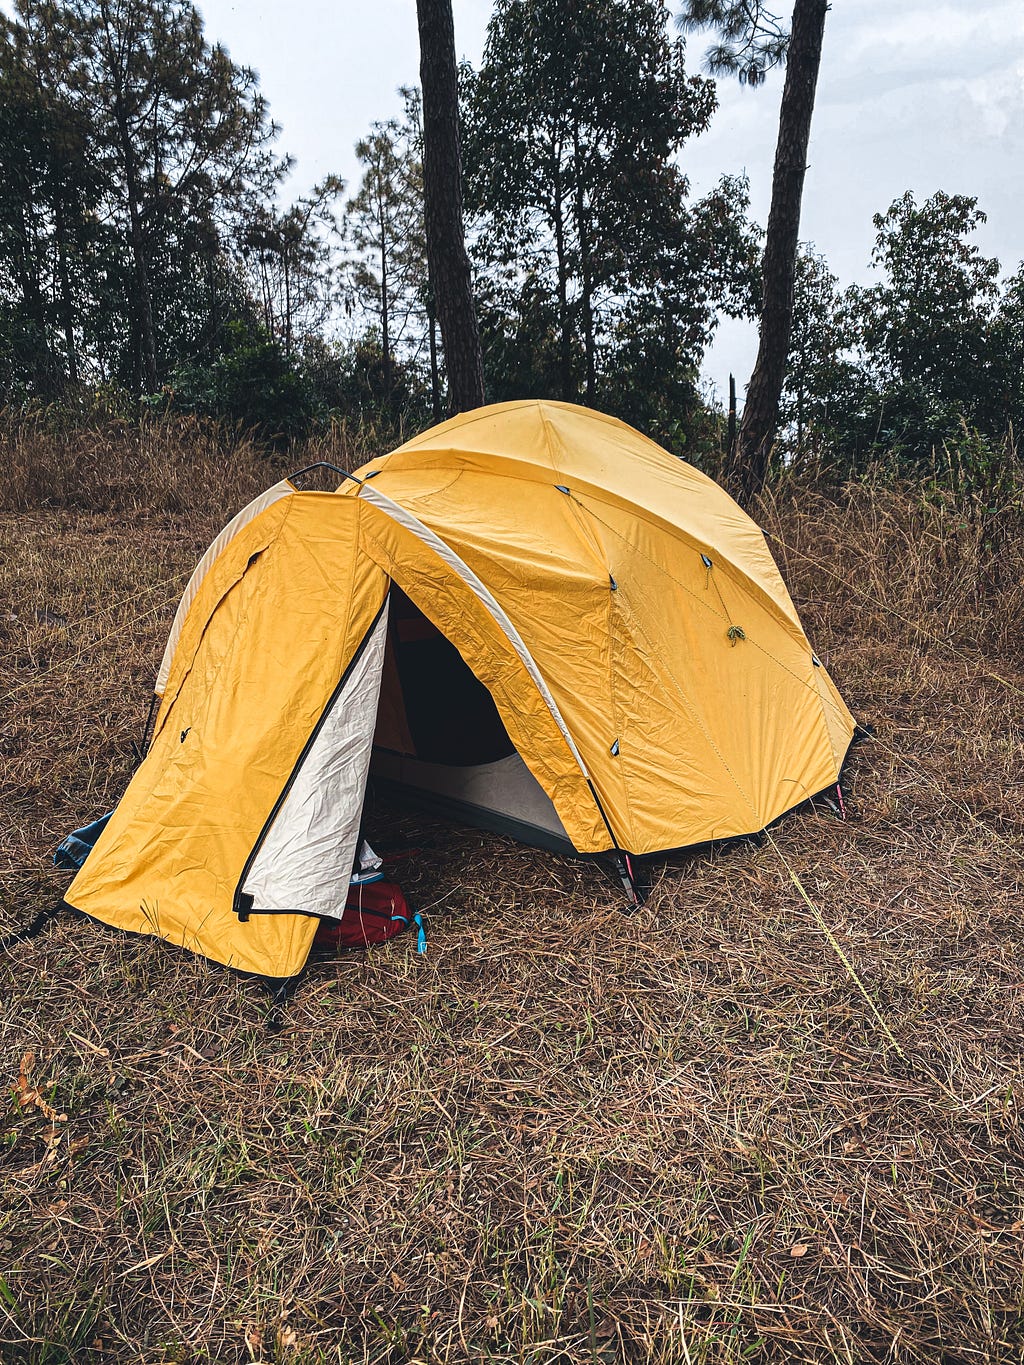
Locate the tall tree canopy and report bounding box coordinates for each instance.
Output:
[1,4,109,394]
[776,194,1024,475]
[463,0,758,441]
[345,92,433,404]
[1,0,284,397]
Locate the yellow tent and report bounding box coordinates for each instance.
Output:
[65,400,855,979]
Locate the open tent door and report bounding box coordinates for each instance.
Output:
[65,495,390,980]
[370,587,573,853]
[236,598,389,918]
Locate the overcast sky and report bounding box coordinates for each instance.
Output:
[9,0,1023,400]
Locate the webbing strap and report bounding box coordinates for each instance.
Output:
[0,901,65,956]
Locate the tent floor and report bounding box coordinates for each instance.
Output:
[368,747,576,856]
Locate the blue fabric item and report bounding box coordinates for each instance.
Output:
[349,869,385,886]
[54,812,114,870]
[414,912,427,955]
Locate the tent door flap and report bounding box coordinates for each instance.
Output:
[234,597,389,919]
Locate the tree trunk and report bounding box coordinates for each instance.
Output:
[551,150,573,402]
[114,97,159,392]
[16,191,56,393]
[53,199,79,386]
[572,122,596,405]
[283,248,292,358]
[734,0,827,498]
[427,295,442,421]
[416,0,485,416]
[259,252,273,336]
[206,243,220,354]
[379,207,392,398]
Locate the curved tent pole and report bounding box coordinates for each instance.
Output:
[287,462,363,487]
[357,483,642,906]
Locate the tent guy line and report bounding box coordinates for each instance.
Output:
[766,529,1024,703]
[0,589,187,709]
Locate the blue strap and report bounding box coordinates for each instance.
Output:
[386,912,426,954]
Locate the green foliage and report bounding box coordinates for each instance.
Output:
[300,332,433,438]
[167,321,320,441]
[676,0,789,86]
[777,247,858,463]
[463,0,759,439]
[851,191,1000,405]
[779,193,1024,484]
[980,261,1024,441]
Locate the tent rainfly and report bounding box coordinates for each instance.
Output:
[63,400,856,980]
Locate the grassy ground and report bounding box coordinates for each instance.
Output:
[2,419,1024,1363]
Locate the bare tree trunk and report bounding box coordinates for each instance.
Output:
[427,295,442,422]
[16,191,56,392]
[734,0,827,498]
[379,208,392,398]
[205,245,220,353]
[283,248,292,358]
[551,151,573,402]
[572,122,596,405]
[114,96,159,392]
[416,0,485,416]
[53,199,79,385]
[258,252,273,336]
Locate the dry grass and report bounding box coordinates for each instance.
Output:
[0,408,385,516]
[2,423,1024,1363]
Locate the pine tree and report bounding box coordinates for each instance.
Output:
[463,0,757,426]
[679,0,828,494]
[415,0,485,414]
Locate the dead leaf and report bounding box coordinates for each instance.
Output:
[276,1324,297,1350]
[14,1053,66,1123]
[23,1089,66,1123]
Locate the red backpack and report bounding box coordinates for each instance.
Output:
[312,880,426,953]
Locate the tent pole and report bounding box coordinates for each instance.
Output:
[586,777,643,910]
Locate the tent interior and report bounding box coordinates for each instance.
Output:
[370,586,573,854]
